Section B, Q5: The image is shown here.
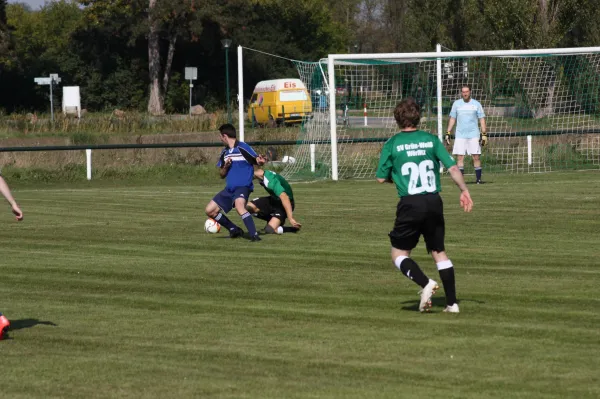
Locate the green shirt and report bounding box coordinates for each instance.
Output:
[376,130,456,197]
[261,170,294,202]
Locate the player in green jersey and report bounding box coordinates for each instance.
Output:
[247,168,301,234]
[376,97,473,313]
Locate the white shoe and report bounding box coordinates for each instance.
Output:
[418,279,439,312]
[443,303,460,313]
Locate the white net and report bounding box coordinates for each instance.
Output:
[241,48,600,180]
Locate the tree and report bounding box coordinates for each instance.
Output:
[80,0,208,115]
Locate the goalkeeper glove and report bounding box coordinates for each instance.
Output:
[445,133,452,146]
[480,132,488,147]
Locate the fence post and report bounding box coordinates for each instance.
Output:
[86,149,92,180]
[527,135,532,165]
[310,143,316,172]
[363,102,367,126]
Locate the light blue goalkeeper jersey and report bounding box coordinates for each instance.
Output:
[449,98,485,139]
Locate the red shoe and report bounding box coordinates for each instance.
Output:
[0,314,9,340]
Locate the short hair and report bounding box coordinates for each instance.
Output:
[462,85,471,91]
[393,97,421,129]
[219,123,236,138]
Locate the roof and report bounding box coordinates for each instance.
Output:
[253,79,307,93]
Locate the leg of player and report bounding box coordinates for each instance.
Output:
[391,247,439,312]
[205,199,242,237]
[473,154,482,184]
[234,197,260,241]
[246,201,259,214]
[0,312,9,340]
[264,218,283,234]
[456,155,465,175]
[431,250,459,313]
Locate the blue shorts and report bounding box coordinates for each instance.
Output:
[212,187,252,214]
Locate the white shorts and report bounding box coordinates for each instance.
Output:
[453,138,481,155]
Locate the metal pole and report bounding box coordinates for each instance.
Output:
[225,47,231,124]
[50,79,54,123]
[86,149,92,180]
[436,44,443,142]
[189,79,193,117]
[237,45,245,141]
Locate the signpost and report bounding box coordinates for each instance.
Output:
[185,67,198,117]
[34,74,61,122]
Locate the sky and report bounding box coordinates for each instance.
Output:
[8,0,49,10]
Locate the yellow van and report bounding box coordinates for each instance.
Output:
[248,79,312,126]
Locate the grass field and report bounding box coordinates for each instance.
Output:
[1,171,599,398]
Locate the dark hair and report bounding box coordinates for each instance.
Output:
[393,97,421,128]
[462,85,471,91]
[219,123,236,138]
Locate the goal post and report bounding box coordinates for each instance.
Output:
[238,46,600,181]
[325,46,600,180]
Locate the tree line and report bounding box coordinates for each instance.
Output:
[0,0,598,115]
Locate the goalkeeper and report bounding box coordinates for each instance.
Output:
[247,167,301,234]
[445,85,487,184]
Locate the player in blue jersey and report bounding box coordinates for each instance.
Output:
[205,124,265,242]
[445,85,488,184]
[0,174,24,340]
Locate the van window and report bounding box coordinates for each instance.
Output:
[280,90,308,102]
[250,93,258,103]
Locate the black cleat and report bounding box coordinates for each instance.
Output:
[250,234,262,242]
[476,180,485,184]
[229,227,244,238]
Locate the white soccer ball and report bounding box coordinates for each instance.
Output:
[204,218,221,234]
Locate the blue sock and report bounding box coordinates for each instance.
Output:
[241,212,258,236]
[459,167,464,175]
[475,167,482,181]
[214,212,238,231]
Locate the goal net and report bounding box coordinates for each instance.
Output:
[239,47,600,180]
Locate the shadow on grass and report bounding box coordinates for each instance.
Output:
[9,319,58,331]
[1,318,57,341]
[400,298,485,312]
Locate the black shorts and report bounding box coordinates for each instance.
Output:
[250,196,294,223]
[389,193,445,253]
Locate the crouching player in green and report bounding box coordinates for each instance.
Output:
[247,168,301,234]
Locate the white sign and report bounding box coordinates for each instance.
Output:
[185,67,198,80]
[35,77,52,85]
[63,86,81,118]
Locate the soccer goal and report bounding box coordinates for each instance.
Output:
[238,46,600,181]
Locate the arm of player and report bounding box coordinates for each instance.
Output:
[279,192,301,229]
[479,118,488,146]
[447,165,473,213]
[219,158,232,179]
[375,139,393,184]
[446,117,456,145]
[0,176,23,221]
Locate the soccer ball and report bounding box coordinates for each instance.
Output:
[204,218,221,234]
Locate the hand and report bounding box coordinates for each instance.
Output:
[480,132,488,147]
[459,190,473,213]
[256,155,267,166]
[12,204,23,221]
[445,133,452,146]
[224,158,232,167]
[288,217,302,229]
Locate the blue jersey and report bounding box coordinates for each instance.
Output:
[449,98,485,139]
[217,141,258,191]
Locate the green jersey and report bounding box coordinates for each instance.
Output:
[376,130,456,197]
[261,170,294,201]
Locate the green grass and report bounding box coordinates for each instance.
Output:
[1,172,600,398]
